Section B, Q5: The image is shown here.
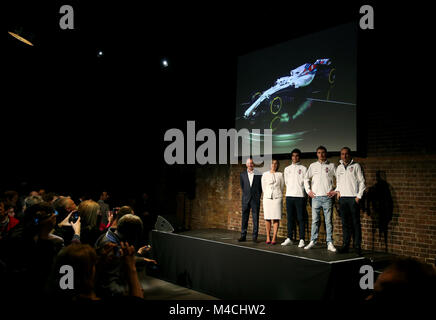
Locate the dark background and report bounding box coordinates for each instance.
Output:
[4,1,431,206]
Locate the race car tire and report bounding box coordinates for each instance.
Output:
[328,68,336,85]
[270,116,281,132]
[270,96,282,115]
[251,92,262,103]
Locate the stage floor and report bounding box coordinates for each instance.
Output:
[151,228,395,300]
[174,228,366,264]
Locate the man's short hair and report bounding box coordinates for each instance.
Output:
[116,206,134,221]
[290,148,301,157]
[117,214,143,245]
[24,195,43,209]
[24,201,54,225]
[341,147,351,154]
[316,145,327,153]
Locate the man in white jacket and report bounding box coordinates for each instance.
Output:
[282,149,307,248]
[303,146,337,252]
[335,147,366,255]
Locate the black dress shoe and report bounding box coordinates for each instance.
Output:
[337,246,349,254]
[238,236,246,242]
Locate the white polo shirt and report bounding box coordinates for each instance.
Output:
[284,162,307,197]
[304,160,336,196]
[335,159,366,199]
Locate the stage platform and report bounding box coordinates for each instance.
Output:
[151,229,395,300]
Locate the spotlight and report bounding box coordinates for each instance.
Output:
[97,50,104,57]
[8,31,34,46]
[162,59,168,67]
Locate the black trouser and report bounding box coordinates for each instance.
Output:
[241,198,260,238]
[286,196,305,240]
[339,197,361,249]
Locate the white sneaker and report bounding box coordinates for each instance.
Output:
[281,238,293,246]
[298,239,305,248]
[327,242,337,252]
[304,241,315,250]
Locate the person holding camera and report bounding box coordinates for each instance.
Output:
[94,214,154,297]
[52,196,78,245]
[52,241,144,301]
[105,205,134,230]
[77,200,104,246]
[0,202,76,298]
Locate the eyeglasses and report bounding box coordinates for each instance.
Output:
[34,211,56,224]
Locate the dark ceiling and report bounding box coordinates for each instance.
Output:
[5,1,427,196]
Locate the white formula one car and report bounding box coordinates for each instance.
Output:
[243,58,335,120]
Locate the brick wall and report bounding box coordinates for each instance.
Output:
[187,154,436,264]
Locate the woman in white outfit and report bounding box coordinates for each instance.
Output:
[262,159,284,244]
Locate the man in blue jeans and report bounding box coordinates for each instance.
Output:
[303,146,337,252]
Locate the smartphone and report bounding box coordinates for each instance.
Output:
[69,211,79,223]
[113,245,121,257]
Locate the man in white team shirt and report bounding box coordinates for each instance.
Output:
[282,148,307,248]
[335,147,366,255]
[304,146,337,252]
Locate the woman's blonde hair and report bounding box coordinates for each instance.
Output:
[78,200,100,230]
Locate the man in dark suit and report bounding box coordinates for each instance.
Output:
[239,158,262,242]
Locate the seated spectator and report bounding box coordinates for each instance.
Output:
[24,194,43,209]
[0,197,20,240]
[15,195,43,220]
[78,200,103,246]
[96,214,143,250]
[94,214,148,297]
[51,243,100,301]
[0,202,66,299]
[98,191,110,230]
[366,257,436,304]
[51,241,143,301]
[3,190,19,218]
[52,196,78,245]
[29,191,40,197]
[105,205,134,230]
[42,192,59,204]
[53,196,78,225]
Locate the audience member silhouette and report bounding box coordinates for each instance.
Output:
[366,257,436,304]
